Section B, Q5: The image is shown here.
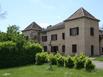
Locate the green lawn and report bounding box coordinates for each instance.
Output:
[94,56,103,61]
[0,64,103,77]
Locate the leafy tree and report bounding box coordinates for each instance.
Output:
[7,25,19,34]
[0,32,8,41]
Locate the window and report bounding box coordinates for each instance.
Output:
[102,48,103,52]
[70,27,79,36]
[90,27,94,36]
[91,45,94,56]
[42,36,47,42]
[72,44,77,53]
[51,46,58,53]
[51,34,57,41]
[62,45,65,53]
[62,33,65,40]
[43,46,47,51]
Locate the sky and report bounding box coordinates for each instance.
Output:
[0,0,103,32]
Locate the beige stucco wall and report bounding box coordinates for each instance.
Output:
[40,29,65,53]
[99,32,103,54]
[84,18,99,56]
[65,18,85,55]
[65,18,99,56]
[22,30,40,41]
[23,18,100,56]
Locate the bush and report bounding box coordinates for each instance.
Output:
[48,54,57,65]
[0,41,42,68]
[74,53,86,69]
[85,59,95,71]
[65,56,74,68]
[57,55,65,67]
[35,52,48,65]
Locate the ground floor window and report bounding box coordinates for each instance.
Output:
[43,46,47,51]
[102,48,103,52]
[62,45,65,53]
[51,46,58,53]
[72,44,77,53]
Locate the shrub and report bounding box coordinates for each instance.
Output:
[55,53,62,58]
[65,56,74,68]
[85,59,95,71]
[57,56,65,67]
[48,54,57,65]
[74,53,86,69]
[0,41,42,68]
[35,52,48,65]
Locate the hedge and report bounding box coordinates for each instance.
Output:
[0,41,42,68]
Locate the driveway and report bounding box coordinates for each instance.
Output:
[93,61,103,69]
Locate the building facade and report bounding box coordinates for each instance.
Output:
[22,7,103,56]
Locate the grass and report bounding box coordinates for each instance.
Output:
[94,56,103,61]
[0,64,103,77]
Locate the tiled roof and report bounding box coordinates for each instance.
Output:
[22,22,42,31]
[42,22,65,32]
[64,7,99,22]
[23,7,99,32]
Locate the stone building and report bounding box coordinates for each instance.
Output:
[22,7,103,56]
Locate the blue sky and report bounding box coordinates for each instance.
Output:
[0,0,103,32]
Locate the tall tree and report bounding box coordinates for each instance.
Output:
[7,25,19,34]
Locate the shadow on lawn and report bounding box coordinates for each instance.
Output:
[0,63,35,69]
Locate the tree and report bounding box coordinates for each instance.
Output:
[7,25,19,34]
[0,32,8,41]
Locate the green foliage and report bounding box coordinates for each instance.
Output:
[85,59,95,71]
[57,55,65,67]
[35,52,48,65]
[7,25,19,34]
[35,52,95,71]
[48,54,57,65]
[74,53,86,69]
[0,41,42,68]
[65,56,74,68]
[0,32,8,41]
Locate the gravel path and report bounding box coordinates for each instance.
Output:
[93,61,103,69]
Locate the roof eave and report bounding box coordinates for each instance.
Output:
[64,16,100,22]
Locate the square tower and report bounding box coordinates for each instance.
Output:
[64,8,100,56]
